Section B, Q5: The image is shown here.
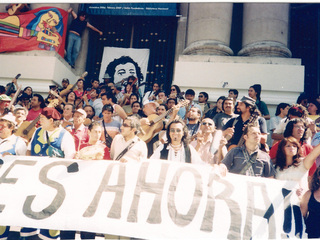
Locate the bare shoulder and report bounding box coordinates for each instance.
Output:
[301,190,312,202]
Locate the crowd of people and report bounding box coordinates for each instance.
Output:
[0,74,320,239]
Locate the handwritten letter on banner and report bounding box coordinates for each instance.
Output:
[0,156,306,239]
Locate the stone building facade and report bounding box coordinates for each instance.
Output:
[0,3,305,116]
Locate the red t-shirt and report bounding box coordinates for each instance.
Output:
[269,141,316,176]
[26,108,43,121]
[74,90,84,98]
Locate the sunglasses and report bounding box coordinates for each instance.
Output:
[170,128,182,133]
[122,123,131,128]
[171,89,176,91]
[202,122,213,126]
[198,95,204,98]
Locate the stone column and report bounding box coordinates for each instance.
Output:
[238,3,291,57]
[174,3,189,62]
[183,3,234,56]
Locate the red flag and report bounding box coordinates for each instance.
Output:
[0,6,68,57]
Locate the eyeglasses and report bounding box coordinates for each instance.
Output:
[198,95,204,98]
[202,122,213,126]
[170,128,182,133]
[122,123,131,128]
[171,89,176,91]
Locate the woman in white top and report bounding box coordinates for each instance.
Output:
[274,136,320,196]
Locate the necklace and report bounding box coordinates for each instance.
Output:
[170,143,182,156]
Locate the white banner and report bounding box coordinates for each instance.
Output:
[99,47,149,94]
[0,156,306,239]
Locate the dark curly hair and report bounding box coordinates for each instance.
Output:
[287,104,308,119]
[283,118,310,142]
[105,56,143,85]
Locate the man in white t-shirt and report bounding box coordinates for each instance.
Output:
[110,116,147,162]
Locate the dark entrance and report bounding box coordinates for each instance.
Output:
[290,3,320,98]
[85,15,178,94]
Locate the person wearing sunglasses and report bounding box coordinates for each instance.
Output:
[197,92,210,113]
[168,85,181,99]
[190,118,226,164]
[150,119,203,164]
[110,116,147,163]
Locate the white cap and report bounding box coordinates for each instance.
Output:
[75,108,87,118]
[0,113,16,125]
[143,100,160,108]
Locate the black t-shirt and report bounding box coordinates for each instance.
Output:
[70,18,87,36]
[222,115,267,147]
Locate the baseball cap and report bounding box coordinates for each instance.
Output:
[0,94,11,102]
[42,107,61,120]
[240,96,256,107]
[75,108,87,118]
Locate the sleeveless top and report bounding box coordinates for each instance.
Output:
[31,128,66,156]
[69,18,87,36]
[305,192,320,238]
